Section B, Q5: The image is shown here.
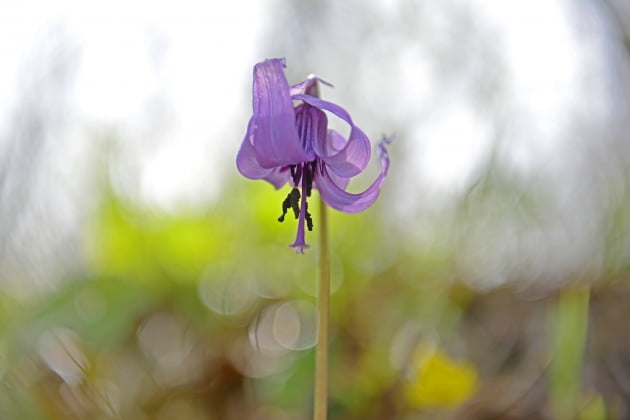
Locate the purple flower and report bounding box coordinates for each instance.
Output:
[236,58,390,253]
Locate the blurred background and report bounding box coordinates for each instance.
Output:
[1,0,630,418]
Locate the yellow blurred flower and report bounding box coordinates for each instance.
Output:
[404,344,479,408]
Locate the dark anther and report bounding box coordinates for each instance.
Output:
[305,171,312,197]
[278,188,301,223]
[305,161,316,197]
[290,164,302,186]
[305,201,313,231]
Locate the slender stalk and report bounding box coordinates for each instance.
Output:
[314,195,330,420]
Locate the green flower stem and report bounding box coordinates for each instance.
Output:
[548,286,590,420]
[314,195,330,420]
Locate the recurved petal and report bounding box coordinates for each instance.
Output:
[293,94,371,178]
[236,118,290,188]
[236,118,269,178]
[314,162,349,190]
[261,167,291,189]
[252,58,313,168]
[289,76,333,97]
[316,140,390,213]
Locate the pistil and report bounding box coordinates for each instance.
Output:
[279,162,315,254]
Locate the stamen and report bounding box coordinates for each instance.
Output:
[278,188,301,222]
[290,164,302,186]
[305,200,313,231]
[289,173,312,253]
[305,162,313,197]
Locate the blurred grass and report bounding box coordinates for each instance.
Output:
[548,287,590,420]
[1,178,630,419]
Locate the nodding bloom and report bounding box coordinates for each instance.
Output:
[236,58,390,253]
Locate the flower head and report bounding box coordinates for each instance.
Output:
[236,58,390,253]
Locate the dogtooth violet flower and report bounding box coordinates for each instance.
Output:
[236,58,390,253]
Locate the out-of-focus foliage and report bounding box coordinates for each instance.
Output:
[2,173,630,420]
[548,288,590,420]
[404,343,479,409]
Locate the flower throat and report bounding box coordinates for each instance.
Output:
[277,102,320,244]
[277,162,315,231]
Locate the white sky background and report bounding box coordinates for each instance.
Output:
[0,0,628,290]
[0,0,268,210]
[0,0,596,207]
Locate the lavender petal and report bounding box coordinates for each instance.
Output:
[251,59,313,168]
[294,94,371,178]
[236,118,290,188]
[316,140,390,213]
